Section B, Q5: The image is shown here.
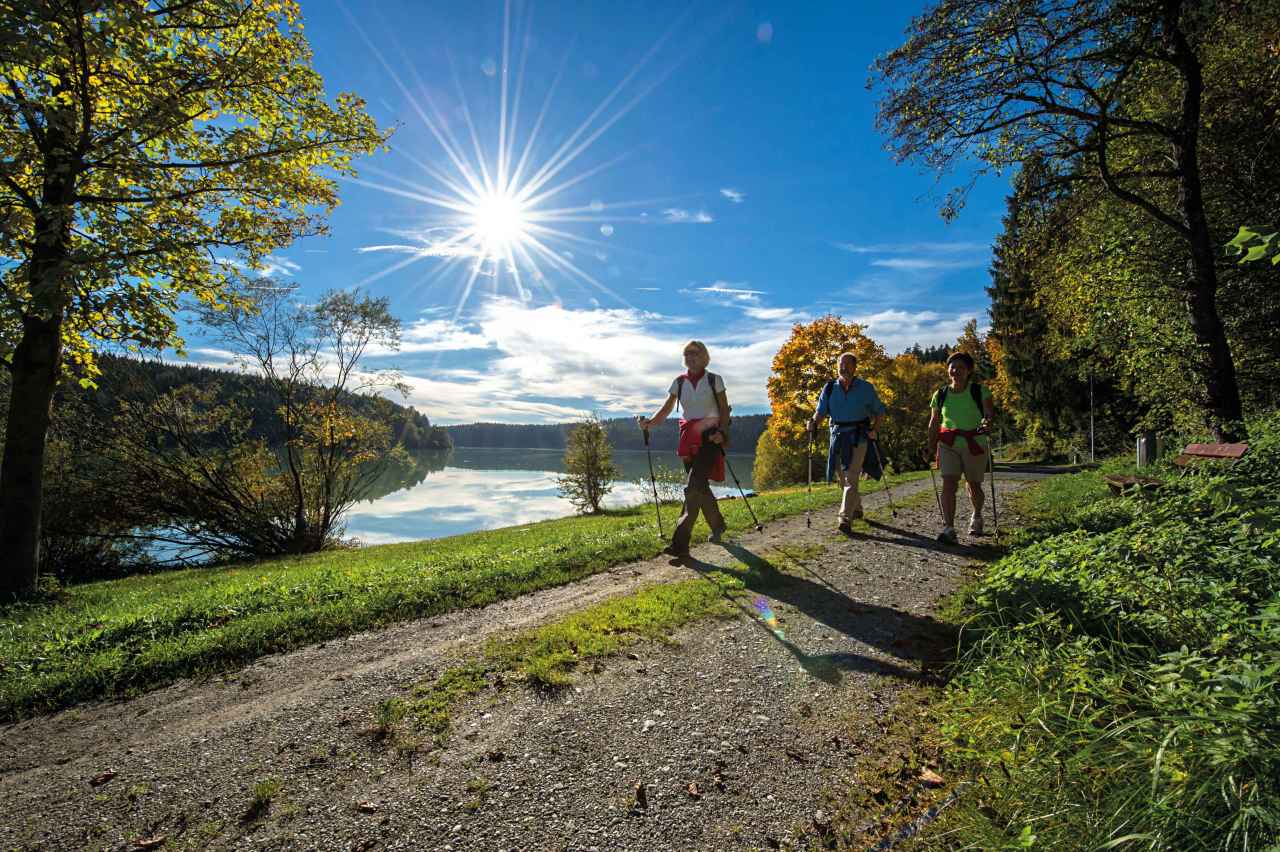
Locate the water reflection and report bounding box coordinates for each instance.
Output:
[344,447,754,545]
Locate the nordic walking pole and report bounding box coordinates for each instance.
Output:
[640,421,664,539]
[985,429,999,538]
[805,425,814,529]
[873,437,897,519]
[719,443,763,532]
[924,444,945,523]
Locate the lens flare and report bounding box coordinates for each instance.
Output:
[753,597,784,639]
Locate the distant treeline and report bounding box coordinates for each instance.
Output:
[447,413,769,453]
[49,354,453,451]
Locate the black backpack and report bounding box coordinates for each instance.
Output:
[937,382,984,408]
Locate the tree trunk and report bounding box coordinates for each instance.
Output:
[0,314,63,598]
[1167,1,1246,441]
[1,119,77,597]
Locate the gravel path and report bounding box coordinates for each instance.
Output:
[0,478,1025,851]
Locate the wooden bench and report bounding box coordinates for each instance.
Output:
[1171,442,1249,469]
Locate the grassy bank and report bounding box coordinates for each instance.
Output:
[916,419,1280,850]
[0,472,924,721]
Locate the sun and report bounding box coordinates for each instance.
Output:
[468,190,529,258]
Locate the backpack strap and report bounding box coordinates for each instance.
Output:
[675,372,720,416]
[937,382,984,411]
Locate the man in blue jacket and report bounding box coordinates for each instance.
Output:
[808,352,887,534]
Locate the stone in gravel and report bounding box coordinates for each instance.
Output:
[130,836,166,850]
[686,782,702,800]
[641,720,656,733]
[356,801,380,813]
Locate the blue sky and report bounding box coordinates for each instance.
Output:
[192,0,1012,425]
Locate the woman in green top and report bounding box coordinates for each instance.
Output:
[926,352,995,544]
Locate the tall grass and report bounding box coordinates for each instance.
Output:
[922,417,1280,850]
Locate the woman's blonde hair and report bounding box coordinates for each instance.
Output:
[683,340,710,362]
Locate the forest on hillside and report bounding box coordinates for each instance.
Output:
[447,413,768,453]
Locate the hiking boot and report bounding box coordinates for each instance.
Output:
[662,543,690,558]
[937,526,959,544]
[968,515,985,536]
[709,526,727,543]
[837,520,853,535]
[848,508,864,520]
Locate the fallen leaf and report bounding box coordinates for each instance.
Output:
[920,768,944,787]
[633,781,648,810]
[89,770,116,787]
[686,781,702,800]
[131,837,166,850]
[357,801,380,814]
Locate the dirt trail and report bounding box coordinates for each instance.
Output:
[0,478,1025,851]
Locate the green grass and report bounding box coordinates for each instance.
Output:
[0,472,923,721]
[915,416,1280,851]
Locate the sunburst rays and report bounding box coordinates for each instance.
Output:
[339,0,695,317]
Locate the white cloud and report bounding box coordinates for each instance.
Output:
[662,208,714,224]
[833,241,989,255]
[692,281,765,302]
[851,309,984,355]
[185,295,794,425]
[743,306,802,322]
[258,255,300,277]
[870,257,986,271]
[357,242,480,259]
[720,188,746,204]
[396,318,493,354]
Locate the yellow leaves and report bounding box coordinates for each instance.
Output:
[765,315,891,448]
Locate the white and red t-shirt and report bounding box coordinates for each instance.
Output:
[668,372,725,420]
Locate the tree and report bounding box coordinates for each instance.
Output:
[100,289,407,560]
[872,0,1252,441]
[0,1,387,596]
[877,353,947,472]
[556,414,619,514]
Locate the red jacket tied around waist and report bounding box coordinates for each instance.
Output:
[678,417,725,482]
[938,427,986,457]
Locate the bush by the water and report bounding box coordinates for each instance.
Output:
[930,416,1280,850]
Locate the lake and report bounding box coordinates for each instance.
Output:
[343,447,755,545]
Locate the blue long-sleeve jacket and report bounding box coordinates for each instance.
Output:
[816,378,887,483]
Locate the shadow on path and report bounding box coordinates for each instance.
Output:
[857,519,1007,561]
[676,542,956,688]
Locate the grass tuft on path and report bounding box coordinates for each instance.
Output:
[0,473,923,721]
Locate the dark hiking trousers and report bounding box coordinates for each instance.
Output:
[671,440,725,552]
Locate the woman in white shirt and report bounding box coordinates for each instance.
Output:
[638,340,731,557]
